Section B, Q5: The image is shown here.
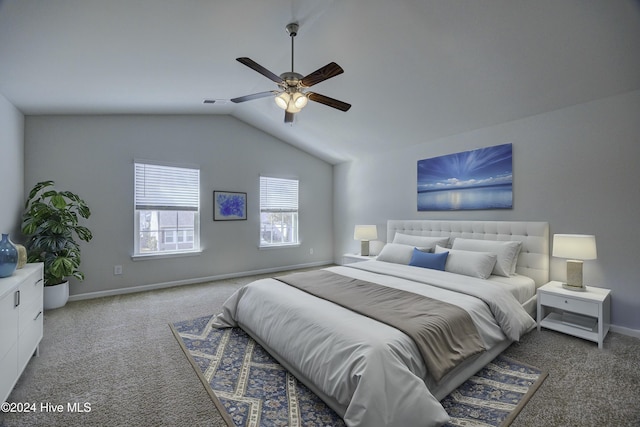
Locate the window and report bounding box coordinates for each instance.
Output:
[260,176,299,247]
[134,161,200,257]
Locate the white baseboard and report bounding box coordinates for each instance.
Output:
[610,324,640,339]
[68,260,333,302]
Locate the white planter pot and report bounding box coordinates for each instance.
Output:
[44,281,69,310]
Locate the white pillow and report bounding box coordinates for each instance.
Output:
[368,240,385,256]
[376,243,415,265]
[451,238,522,277]
[392,233,450,251]
[434,245,497,279]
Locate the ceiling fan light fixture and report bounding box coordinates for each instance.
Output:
[276,91,307,113]
[285,99,301,113]
[275,92,290,110]
[293,92,308,109]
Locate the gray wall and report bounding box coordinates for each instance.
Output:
[334,90,640,333]
[24,115,333,297]
[0,94,24,237]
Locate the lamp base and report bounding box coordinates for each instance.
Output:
[561,282,586,291]
[565,259,584,289]
[360,241,370,257]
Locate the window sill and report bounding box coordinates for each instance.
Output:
[131,249,203,261]
[259,243,301,250]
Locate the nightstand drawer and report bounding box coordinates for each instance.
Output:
[539,292,598,317]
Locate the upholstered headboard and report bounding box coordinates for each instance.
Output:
[387,220,549,287]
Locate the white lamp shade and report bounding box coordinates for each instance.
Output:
[286,101,301,113]
[293,92,308,108]
[354,225,378,241]
[552,234,597,260]
[275,92,290,110]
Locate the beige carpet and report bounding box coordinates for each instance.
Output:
[2,268,639,426]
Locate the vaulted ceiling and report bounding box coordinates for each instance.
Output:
[1,0,639,164]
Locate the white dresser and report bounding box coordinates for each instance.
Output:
[0,263,44,403]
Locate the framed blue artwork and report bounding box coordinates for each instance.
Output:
[214,191,247,220]
[417,143,513,211]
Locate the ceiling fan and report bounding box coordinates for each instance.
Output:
[218,22,351,123]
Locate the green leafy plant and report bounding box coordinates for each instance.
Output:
[21,181,93,286]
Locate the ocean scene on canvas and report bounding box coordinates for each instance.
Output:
[417,143,513,211]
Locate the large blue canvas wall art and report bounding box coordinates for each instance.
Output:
[417,143,513,211]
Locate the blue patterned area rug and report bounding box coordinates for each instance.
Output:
[441,356,547,427]
[170,315,546,427]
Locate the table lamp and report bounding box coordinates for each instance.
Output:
[354,225,378,256]
[552,234,597,291]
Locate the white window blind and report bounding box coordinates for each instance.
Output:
[260,176,298,212]
[135,162,200,211]
[259,176,299,247]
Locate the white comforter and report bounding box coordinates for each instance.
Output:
[212,261,536,427]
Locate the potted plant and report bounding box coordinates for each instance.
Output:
[21,181,93,309]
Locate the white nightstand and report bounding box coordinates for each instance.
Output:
[342,253,376,264]
[537,281,611,348]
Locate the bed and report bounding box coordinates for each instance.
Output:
[212,220,549,427]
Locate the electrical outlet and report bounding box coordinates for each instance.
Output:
[114,265,123,275]
[310,247,314,255]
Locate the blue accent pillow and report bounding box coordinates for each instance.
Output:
[409,248,448,271]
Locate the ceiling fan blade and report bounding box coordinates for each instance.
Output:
[236,57,284,84]
[230,91,279,103]
[202,99,216,104]
[300,62,344,88]
[307,92,351,112]
[284,111,295,123]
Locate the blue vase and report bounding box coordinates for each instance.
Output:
[0,233,18,278]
